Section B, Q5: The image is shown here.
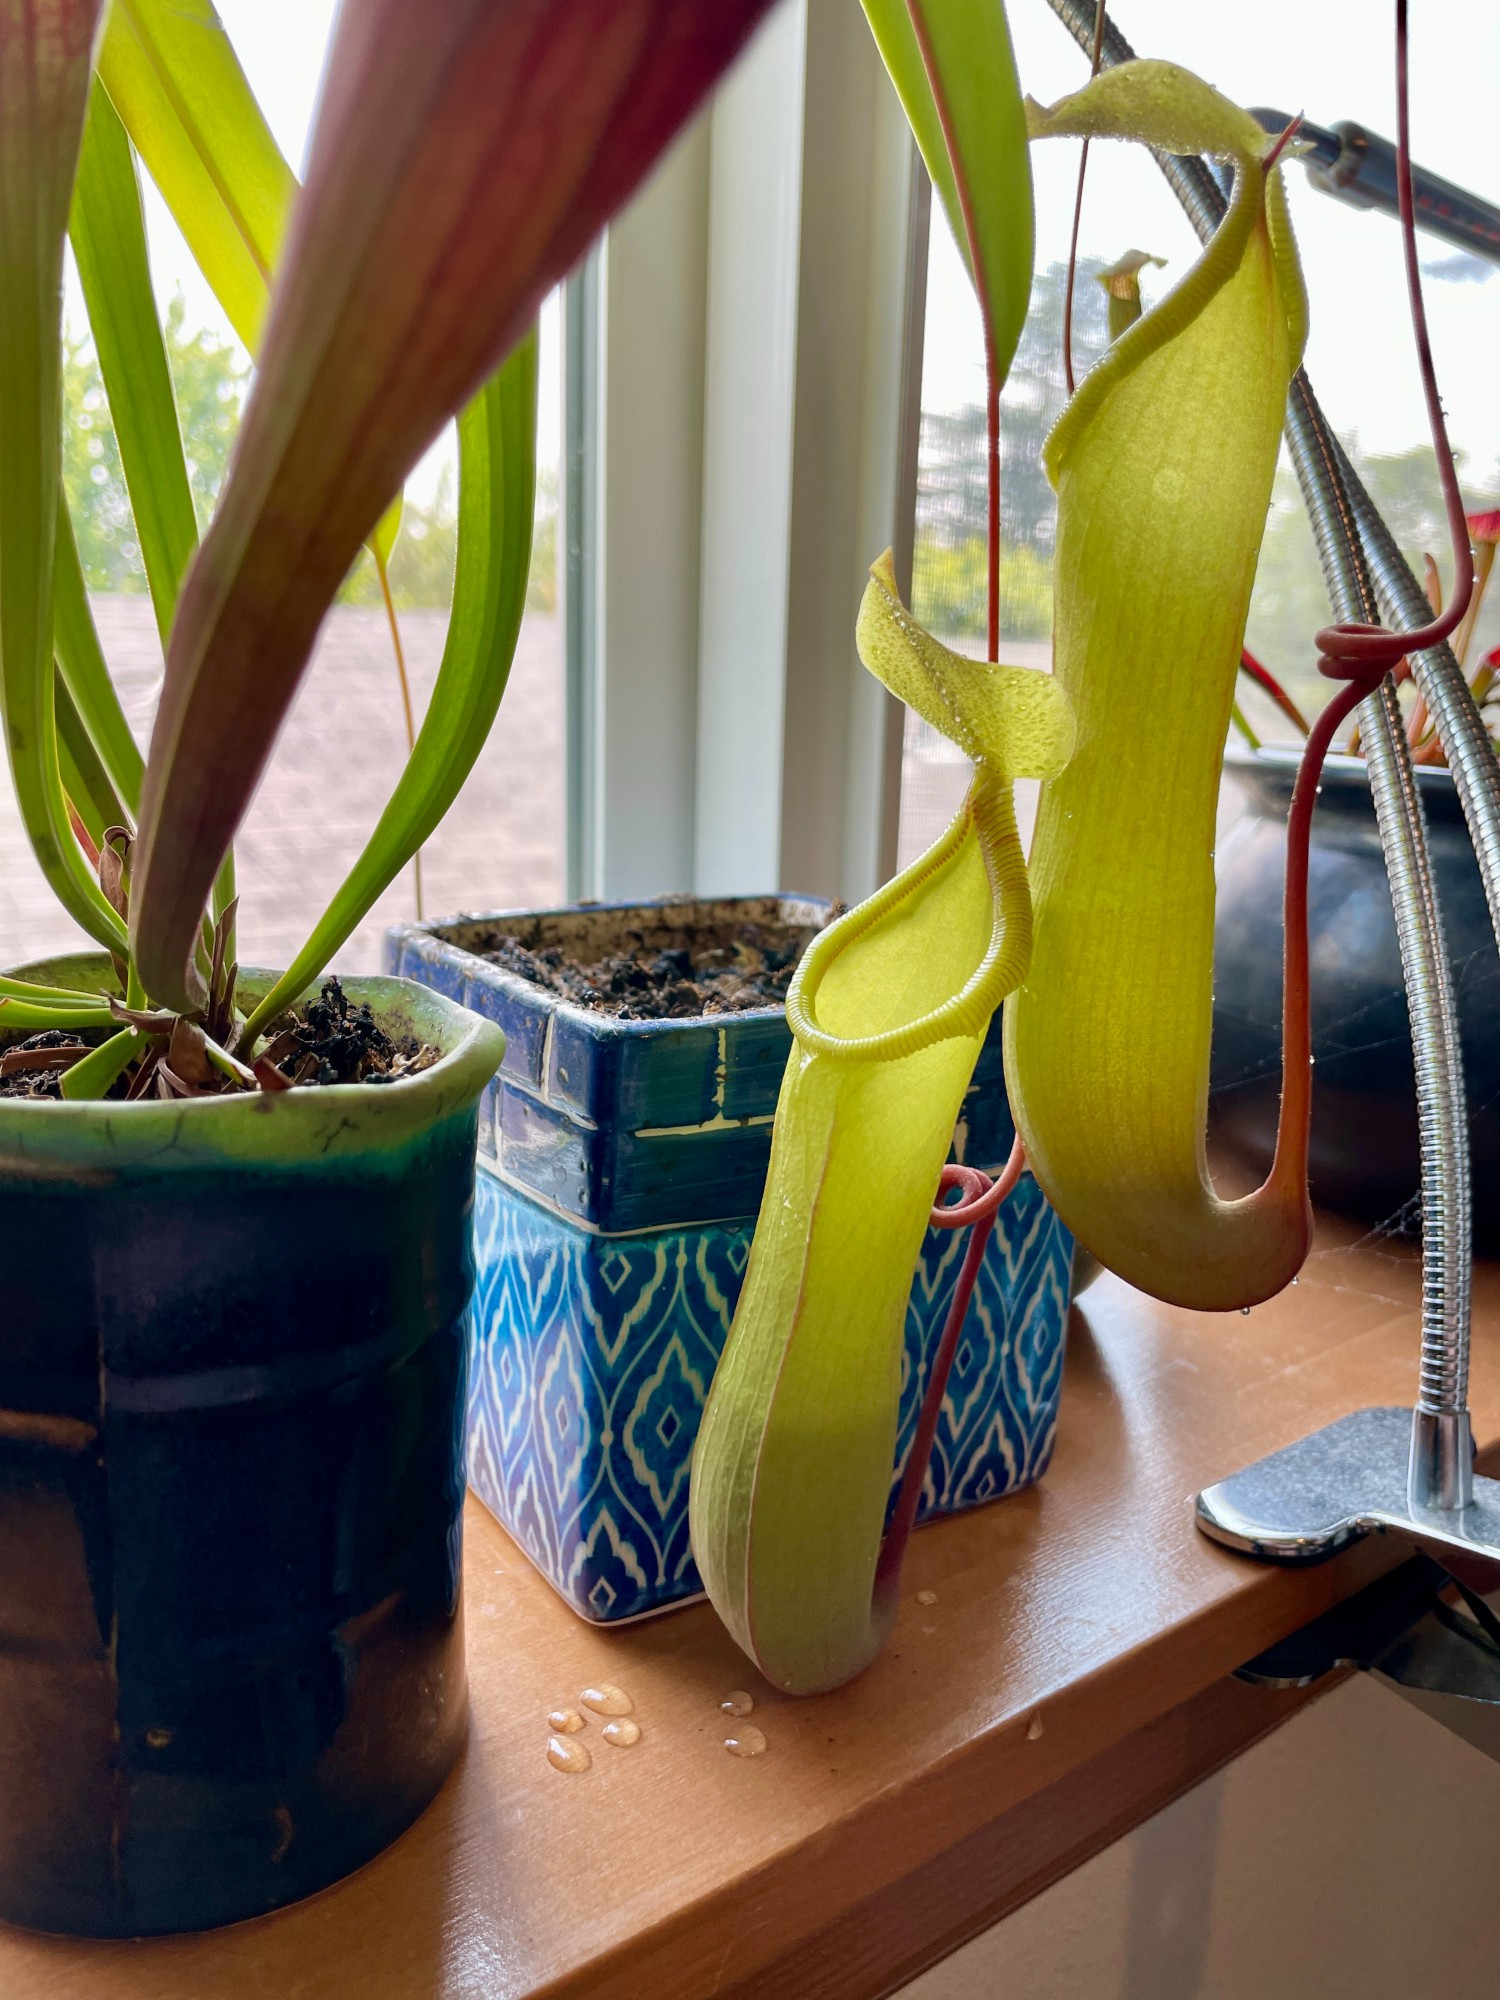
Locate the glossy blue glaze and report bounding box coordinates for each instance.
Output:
[388,898,1075,1625]
[467,1164,1073,1622]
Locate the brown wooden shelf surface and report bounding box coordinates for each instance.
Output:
[6,1219,1496,2000]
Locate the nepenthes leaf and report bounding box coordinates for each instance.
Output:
[1003,61,1310,1309]
[689,560,1071,1695]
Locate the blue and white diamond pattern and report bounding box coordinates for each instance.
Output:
[467,1166,1072,1622]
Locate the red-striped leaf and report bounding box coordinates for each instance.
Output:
[131,0,777,1010]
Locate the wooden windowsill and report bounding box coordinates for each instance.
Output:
[6,1217,1496,1999]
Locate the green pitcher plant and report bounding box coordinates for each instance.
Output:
[690,556,1073,1696]
[690,0,1056,1696]
[1002,61,1316,1312]
[688,20,1352,1688]
[0,0,777,1083]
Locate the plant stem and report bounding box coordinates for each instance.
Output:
[1271,0,1476,1203]
[1060,1,1108,400]
[874,1137,1026,1606]
[377,555,424,919]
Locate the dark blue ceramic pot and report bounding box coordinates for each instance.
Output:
[0,957,504,1937]
[1210,749,1500,1247]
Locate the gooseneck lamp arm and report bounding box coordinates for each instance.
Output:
[1045,0,1495,1543]
[1250,108,1500,269]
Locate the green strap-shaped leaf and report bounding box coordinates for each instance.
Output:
[369,494,403,575]
[690,564,1071,1694]
[101,1,393,590]
[53,495,144,815]
[0,999,117,1032]
[239,333,539,1049]
[70,77,198,643]
[55,669,127,845]
[60,1024,145,1099]
[861,0,1033,387]
[127,0,780,1011]
[0,0,125,955]
[96,0,294,354]
[1003,61,1310,1310]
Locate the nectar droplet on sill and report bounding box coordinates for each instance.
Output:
[581,1682,633,1717]
[723,1725,768,1759]
[547,1734,592,1774]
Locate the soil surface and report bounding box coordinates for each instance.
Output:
[0,1027,111,1100]
[256,980,439,1087]
[474,912,832,1021]
[0,980,437,1101]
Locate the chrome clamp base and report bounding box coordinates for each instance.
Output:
[1195,1407,1500,1572]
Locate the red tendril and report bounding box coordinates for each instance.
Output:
[1270,0,1474,1201]
[1062,0,1109,400]
[874,1135,1027,1598]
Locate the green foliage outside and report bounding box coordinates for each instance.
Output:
[912,536,1052,641]
[62,295,558,614]
[1243,443,1500,741]
[912,256,1500,713]
[912,258,1109,645]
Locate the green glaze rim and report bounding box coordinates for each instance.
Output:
[0,954,505,1181]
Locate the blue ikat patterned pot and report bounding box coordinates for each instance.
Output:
[387,897,1073,1623]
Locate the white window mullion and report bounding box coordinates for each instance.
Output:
[573,0,926,908]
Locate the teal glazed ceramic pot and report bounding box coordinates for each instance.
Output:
[0,957,504,1938]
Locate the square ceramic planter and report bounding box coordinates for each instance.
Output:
[387,897,1073,1623]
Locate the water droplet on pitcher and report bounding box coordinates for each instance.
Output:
[916,1589,938,1606]
[1026,1711,1045,1742]
[581,1682,633,1718]
[720,1690,755,1718]
[723,1725,768,1758]
[602,1717,641,1747]
[548,1708,586,1734]
[547,1734,592,1774]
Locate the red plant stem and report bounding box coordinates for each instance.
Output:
[1270,0,1475,1200]
[1268,670,1382,1196]
[903,2,1003,658]
[874,1135,1026,1600]
[1239,648,1309,736]
[377,557,424,919]
[1061,1,1108,401]
[1062,144,1088,401]
[66,800,100,869]
[1260,110,1304,177]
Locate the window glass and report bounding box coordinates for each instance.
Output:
[0,0,564,970]
[897,0,1500,867]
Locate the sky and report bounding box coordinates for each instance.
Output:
[75,1,1500,504]
[925,0,1500,487]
